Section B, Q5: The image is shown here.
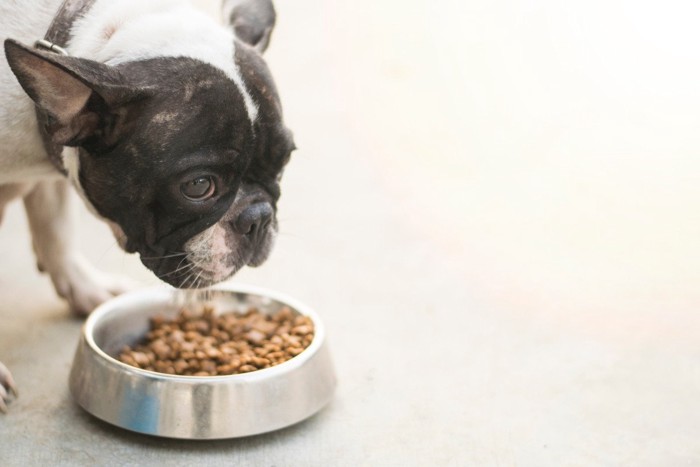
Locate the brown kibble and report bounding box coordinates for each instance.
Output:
[217,331,230,341]
[268,352,284,362]
[180,341,196,352]
[293,316,307,326]
[244,329,265,344]
[170,330,185,342]
[200,360,217,374]
[150,315,166,328]
[239,354,252,365]
[221,346,237,355]
[118,306,314,376]
[251,356,270,367]
[274,307,293,322]
[185,331,201,341]
[252,320,277,335]
[174,359,188,373]
[282,334,301,347]
[291,325,313,336]
[151,339,170,359]
[266,351,285,360]
[270,335,283,345]
[119,355,137,367]
[132,352,150,366]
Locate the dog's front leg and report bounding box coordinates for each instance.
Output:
[23,179,132,315]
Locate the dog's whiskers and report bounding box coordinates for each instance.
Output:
[180,271,193,289]
[141,251,188,260]
[157,258,195,279]
[184,267,202,289]
[182,259,205,288]
[191,269,205,290]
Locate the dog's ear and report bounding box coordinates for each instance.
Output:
[3,39,145,147]
[223,0,276,53]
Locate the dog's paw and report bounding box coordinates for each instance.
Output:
[0,361,18,413]
[49,255,138,316]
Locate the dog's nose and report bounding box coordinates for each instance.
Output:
[233,202,273,236]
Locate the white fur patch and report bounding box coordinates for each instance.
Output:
[184,222,234,282]
[69,0,258,122]
[0,0,64,183]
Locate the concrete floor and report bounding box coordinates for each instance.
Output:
[2,0,700,465]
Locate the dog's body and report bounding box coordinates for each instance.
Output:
[0,0,293,410]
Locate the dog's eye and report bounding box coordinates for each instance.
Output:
[181,176,215,201]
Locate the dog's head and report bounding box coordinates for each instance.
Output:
[3,1,293,288]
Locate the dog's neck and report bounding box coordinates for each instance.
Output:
[42,0,97,54]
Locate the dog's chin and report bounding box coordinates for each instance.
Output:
[141,252,246,289]
[173,263,244,289]
[139,228,277,289]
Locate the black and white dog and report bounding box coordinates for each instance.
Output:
[0,0,294,410]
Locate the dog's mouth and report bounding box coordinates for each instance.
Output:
[142,249,246,289]
[139,217,278,289]
[143,255,240,289]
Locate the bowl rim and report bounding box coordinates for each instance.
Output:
[82,283,326,383]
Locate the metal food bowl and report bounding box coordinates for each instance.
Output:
[69,284,336,439]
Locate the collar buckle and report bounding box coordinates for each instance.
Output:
[34,39,69,56]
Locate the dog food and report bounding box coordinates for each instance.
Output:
[118,307,314,376]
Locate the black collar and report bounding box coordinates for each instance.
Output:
[35,0,97,175]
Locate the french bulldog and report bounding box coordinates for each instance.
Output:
[0,0,294,411]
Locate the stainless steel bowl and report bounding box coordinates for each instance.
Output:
[69,284,336,439]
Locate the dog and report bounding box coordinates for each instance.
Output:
[0,0,294,411]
